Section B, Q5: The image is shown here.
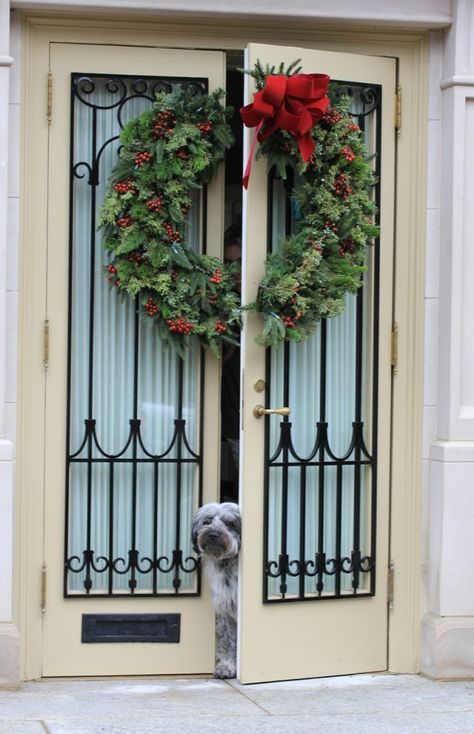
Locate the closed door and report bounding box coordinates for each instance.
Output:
[42,43,225,676]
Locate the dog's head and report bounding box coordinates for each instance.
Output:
[191,502,241,561]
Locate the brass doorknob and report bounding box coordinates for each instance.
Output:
[253,405,290,419]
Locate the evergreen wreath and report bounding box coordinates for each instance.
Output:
[242,61,380,347]
[98,85,240,356]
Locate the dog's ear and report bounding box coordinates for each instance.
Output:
[224,502,241,537]
[232,506,242,541]
[191,512,200,555]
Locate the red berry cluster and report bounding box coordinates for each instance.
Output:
[146,197,162,212]
[308,238,323,253]
[209,268,222,284]
[208,294,218,305]
[127,251,144,264]
[282,315,296,328]
[106,264,120,287]
[167,317,194,335]
[152,110,177,139]
[339,238,356,257]
[145,297,159,316]
[135,151,152,166]
[215,320,226,333]
[117,216,133,228]
[197,121,213,135]
[163,222,180,244]
[323,107,344,125]
[177,148,189,161]
[325,220,338,233]
[341,146,356,163]
[347,122,360,133]
[334,173,353,199]
[114,179,136,195]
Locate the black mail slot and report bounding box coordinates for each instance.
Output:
[81,613,180,643]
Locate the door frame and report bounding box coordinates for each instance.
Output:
[16,13,427,680]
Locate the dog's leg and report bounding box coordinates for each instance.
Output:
[214,613,237,679]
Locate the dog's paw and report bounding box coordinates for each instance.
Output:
[214,662,236,679]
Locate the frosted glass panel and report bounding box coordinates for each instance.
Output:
[66,74,204,596]
[265,83,379,601]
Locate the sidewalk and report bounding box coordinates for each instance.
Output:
[1,673,474,734]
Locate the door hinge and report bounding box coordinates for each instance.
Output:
[388,561,395,610]
[391,322,398,374]
[47,71,53,124]
[41,564,47,613]
[394,85,401,136]
[43,318,50,369]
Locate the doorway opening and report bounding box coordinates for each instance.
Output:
[220,53,244,504]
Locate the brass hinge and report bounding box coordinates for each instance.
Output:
[388,561,395,610]
[41,564,47,613]
[47,71,53,124]
[394,85,401,136]
[43,318,50,369]
[391,322,398,374]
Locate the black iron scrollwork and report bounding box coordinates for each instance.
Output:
[65,73,207,598]
[264,83,382,605]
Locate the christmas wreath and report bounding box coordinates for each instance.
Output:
[241,61,380,347]
[98,85,240,355]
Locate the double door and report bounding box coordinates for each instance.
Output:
[40,40,395,683]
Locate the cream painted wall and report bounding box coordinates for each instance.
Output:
[10,0,452,27]
[421,29,443,620]
[3,0,474,684]
[421,0,474,679]
[0,0,20,689]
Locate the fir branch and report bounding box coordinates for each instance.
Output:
[97,84,239,355]
[245,84,380,347]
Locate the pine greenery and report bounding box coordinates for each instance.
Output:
[99,67,380,353]
[98,86,238,356]
[244,84,379,347]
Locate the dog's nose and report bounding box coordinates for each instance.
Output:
[206,530,219,540]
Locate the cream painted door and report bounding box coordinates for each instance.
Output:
[239,43,396,683]
[42,44,225,676]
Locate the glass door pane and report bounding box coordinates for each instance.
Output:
[264,83,381,602]
[66,74,206,596]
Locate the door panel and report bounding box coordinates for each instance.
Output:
[43,44,225,676]
[239,43,395,683]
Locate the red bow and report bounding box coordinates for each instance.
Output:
[240,73,330,188]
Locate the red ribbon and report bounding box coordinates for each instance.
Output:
[240,73,330,188]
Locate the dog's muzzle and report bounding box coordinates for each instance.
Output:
[199,529,229,556]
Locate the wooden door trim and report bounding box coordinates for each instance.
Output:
[17,15,427,678]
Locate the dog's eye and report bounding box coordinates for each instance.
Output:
[202,518,212,525]
[224,519,236,530]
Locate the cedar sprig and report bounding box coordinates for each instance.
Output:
[239,58,302,90]
[244,88,380,347]
[98,85,240,356]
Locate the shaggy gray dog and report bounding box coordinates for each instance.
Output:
[192,502,241,679]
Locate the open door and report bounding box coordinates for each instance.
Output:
[239,43,396,683]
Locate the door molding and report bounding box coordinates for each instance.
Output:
[17,14,427,679]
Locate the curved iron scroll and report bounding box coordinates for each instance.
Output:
[65,73,207,597]
[264,82,382,604]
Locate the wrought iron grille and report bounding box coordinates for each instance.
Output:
[65,74,207,597]
[264,83,382,603]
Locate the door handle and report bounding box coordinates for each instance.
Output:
[253,405,290,419]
